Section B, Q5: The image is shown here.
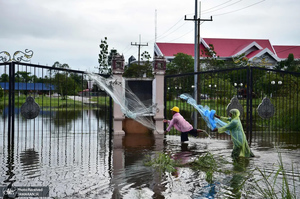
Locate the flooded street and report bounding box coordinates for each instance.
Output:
[1,110,300,198]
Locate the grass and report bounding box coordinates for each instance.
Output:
[145,151,299,199]
[251,151,299,199]
[144,152,179,173]
[0,94,104,110]
[191,153,218,184]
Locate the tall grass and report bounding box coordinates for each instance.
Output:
[252,152,299,199]
[144,152,178,173]
[145,151,299,198]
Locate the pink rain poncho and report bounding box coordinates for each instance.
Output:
[218,109,254,159]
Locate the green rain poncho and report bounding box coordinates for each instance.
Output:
[218,109,254,159]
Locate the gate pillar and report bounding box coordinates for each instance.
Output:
[153,56,166,134]
[112,54,125,135]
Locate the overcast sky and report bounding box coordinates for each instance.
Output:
[1,0,299,72]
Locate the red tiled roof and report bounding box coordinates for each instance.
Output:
[203,38,275,57]
[246,49,263,59]
[156,38,275,58]
[155,43,206,57]
[273,45,300,59]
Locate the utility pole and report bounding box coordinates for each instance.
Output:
[131,35,148,66]
[196,2,212,72]
[185,1,212,127]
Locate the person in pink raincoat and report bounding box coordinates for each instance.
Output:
[164,106,204,142]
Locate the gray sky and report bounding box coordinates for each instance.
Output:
[1,0,299,72]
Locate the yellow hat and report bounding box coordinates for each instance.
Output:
[171,106,179,113]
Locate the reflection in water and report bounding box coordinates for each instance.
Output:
[227,158,250,198]
[112,133,166,199]
[1,107,110,134]
[3,144,17,199]
[0,109,300,198]
[20,149,40,177]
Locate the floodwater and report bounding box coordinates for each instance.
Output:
[1,110,300,198]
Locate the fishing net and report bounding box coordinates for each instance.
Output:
[86,72,158,130]
[179,93,230,135]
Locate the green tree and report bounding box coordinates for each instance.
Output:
[166,53,194,75]
[123,51,153,78]
[0,85,3,99]
[54,73,77,99]
[283,53,299,72]
[97,37,111,75]
[15,71,32,82]
[108,49,118,66]
[232,53,250,67]
[165,53,194,100]
[51,61,74,100]
[200,44,225,70]
[141,51,151,61]
[0,73,9,82]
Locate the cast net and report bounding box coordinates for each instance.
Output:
[86,72,158,131]
[179,93,230,135]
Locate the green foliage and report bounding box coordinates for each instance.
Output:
[201,76,235,100]
[144,152,178,173]
[52,61,69,70]
[123,51,153,78]
[108,49,117,66]
[165,53,194,100]
[15,71,32,82]
[141,51,151,61]
[232,53,250,67]
[166,53,194,75]
[0,85,3,99]
[0,73,9,82]
[97,37,111,75]
[251,151,298,199]
[200,44,225,70]
[50,61,83,100]
[285,54,298,72]
[123,63,153,78]
[275,53,300,72]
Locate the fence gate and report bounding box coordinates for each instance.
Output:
[164,66,300,144]
[0,61,113,153]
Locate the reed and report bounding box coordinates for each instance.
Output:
[144,152,178,173]
[251,152,299,199]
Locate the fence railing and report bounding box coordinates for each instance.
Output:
[0,62,113,147]
[164,67,300,144]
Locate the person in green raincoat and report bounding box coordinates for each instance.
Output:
[212,109,254,160]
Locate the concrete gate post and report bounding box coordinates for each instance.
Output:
[112,54,125,135]
[153,56,166,134]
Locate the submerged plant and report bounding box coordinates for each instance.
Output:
[190,152,219,171]
[144,152,178,173]
[251,152,299,199]
[190,152,219,184]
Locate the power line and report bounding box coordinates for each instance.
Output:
[212,0,266,16]
[146,16,189,43]
[156,17,185,40]
[157,22,189,41]
[202,0,233,12]
[185,0,237,15]
[167,28,194,42]
[202,0,243,14]
[121,43,132,53]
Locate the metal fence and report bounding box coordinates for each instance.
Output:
[164,66,300,144]
[0,62,113,147]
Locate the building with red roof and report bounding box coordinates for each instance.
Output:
[154,38,300,68]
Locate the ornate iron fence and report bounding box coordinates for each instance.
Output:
[164,67,300,144]
[0,62,113,147]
